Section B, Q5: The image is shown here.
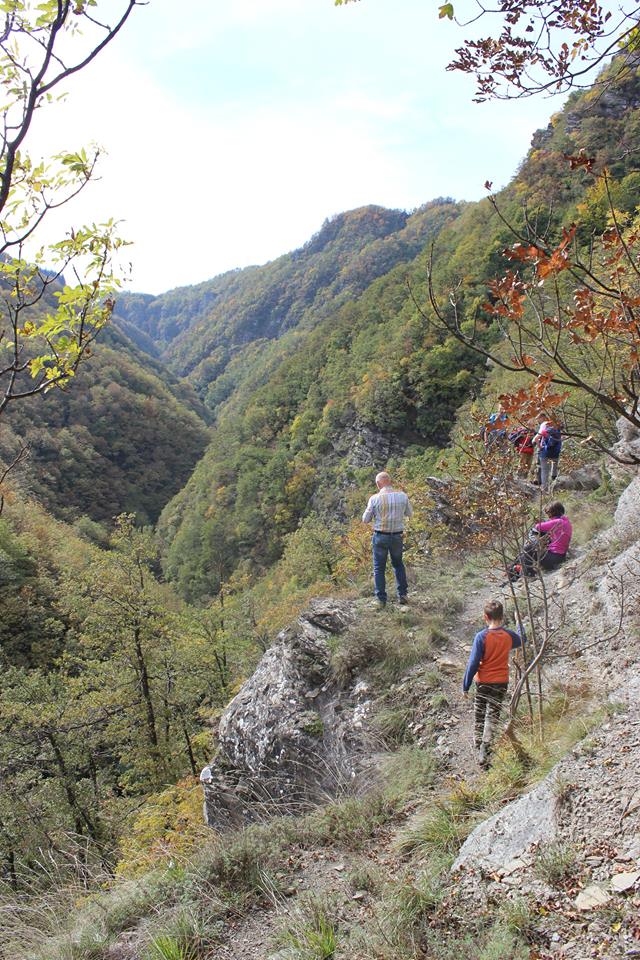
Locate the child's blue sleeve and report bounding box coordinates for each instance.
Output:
[508,629,523,649]
[463,631,486,692]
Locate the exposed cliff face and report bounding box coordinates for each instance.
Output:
[202,599,374,830]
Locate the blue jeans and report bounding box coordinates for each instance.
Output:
[372,532,408,603]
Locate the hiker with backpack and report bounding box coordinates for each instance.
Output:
[508,422,536,478]
[533,416,562,491]
[507,501,573,581]
[463,599,523,768]
[482,403,509,449]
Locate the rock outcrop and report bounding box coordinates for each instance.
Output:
[202,598,372,830]
[451,676,640,958]
[331,416,406,471]
[452,774,559,875]
[553,462,602,492]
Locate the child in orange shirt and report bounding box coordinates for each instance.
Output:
[463,600,523,768]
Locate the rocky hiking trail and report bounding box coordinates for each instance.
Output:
[209,588,487,960]
[197,577,539,960]
[196,468,640,960]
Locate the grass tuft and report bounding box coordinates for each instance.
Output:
[145,935,198,960]
[382,745,438,800]
[498,896,536,938]
[302,792,397,850]
[534,841,579,887]
[276,894,339,959]
[397,802,471,858]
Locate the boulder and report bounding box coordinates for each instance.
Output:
[612,416,640,474]
[452,773,558,875]
[613,476,640,547]
[553,463,602,491]
[202,598,368,830]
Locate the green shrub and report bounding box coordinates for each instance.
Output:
[277,895,339,960]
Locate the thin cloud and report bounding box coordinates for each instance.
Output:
[20,2,565,294]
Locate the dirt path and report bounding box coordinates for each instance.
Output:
[106,585,490,960]
[208,587,498,960]
[434,591,483,780]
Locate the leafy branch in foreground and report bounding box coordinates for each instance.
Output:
[0,1,140,405]
[335,0,640,100]
[419,164,640,463]
[0,0,140,498]
[446,0,640,101]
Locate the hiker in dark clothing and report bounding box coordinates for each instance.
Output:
[533,417,562,491]
[463,600,522,768]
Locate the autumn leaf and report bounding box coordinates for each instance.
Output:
[563,152,595,172]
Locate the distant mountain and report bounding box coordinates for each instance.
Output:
[115,202,459,402]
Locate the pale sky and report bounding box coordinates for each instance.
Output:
[28,0,567,295]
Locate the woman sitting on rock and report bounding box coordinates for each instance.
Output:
[508,501,573,581]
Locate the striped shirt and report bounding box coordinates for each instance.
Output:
[362,488,413,532]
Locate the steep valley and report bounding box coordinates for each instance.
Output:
[2,51,640,960]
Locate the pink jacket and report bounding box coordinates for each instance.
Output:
[535,516,572,555]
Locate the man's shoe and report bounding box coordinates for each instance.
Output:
[478,743,490,769]
[373,599,386,611]
[398,596,409,606]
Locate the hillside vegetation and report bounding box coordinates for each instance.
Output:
[0,325,210,525]
[139,61,640,601]
[1,50,640,960]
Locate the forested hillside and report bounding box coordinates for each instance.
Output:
[116,204,455,391]
[0,325,210,524]
[1,35,640,959]
[12,56,639,551]
[137,59,640,601]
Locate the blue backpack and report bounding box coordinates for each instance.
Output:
[540,427,562,458]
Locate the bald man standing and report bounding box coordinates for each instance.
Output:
[362,472,413,608]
